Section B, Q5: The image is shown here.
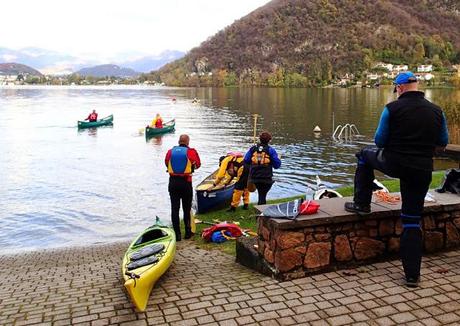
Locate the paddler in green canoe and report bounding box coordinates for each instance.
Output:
[85,110,98,122]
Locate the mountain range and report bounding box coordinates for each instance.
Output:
[0,47,184,75]
[0,63,43,76]
[155,0,460,87]
[76,64,140,78]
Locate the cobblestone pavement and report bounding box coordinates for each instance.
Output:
[1,241,460,326]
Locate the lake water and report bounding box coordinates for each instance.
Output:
[0,85,457,253]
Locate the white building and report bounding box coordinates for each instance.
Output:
[367,73,379,80]
[393,65,409,73]
[374,62,394,72]
[417,65,433,73]
[0,74,19,85]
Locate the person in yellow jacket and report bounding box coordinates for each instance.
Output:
[214,153,250,212]
[150,113,163,128]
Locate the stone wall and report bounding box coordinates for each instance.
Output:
[236,192,460,281]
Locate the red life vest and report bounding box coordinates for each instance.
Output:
[89,113,98,121]
[155,119,163,128]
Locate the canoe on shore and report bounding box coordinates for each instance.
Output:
[196,170,236,214]
[122,219,176,311]
[77,115,113,129]
[145,119,175,138]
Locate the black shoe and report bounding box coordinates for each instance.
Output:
[243,204,249,210]
[344,202,371,215]
[175,233,181,241]
[227,207,236,212]
[405,277,419,288]
[184,232,194,239]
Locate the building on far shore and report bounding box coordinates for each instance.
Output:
[0,74,19,85]
[417,65,433,73]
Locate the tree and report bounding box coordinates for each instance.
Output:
[413,43,425,63]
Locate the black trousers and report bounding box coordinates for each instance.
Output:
[168,177,193,237]
[354,146,432,280]
[254,182,272,205]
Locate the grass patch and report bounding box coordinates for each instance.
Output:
[192,171,445,255]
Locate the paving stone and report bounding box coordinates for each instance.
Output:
[2,241,460,326]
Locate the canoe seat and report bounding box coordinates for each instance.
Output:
[127,255,159,271]
[129,243,165,261]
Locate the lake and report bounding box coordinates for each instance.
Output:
[0,85,457,253]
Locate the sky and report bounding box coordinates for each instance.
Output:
[1,0,270,61]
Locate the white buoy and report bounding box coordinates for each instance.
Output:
[313,125,321,132]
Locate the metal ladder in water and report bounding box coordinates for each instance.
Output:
[331,112,361,142]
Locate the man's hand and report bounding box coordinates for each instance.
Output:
[435,146,446,154]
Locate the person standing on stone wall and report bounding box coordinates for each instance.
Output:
[344,71,449,287]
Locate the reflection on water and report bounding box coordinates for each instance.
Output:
[0,85,458,253]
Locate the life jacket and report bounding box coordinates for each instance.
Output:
[89,113,98,121]
[249,144,273,182]
[251,144,271,166]
[155,118,163,128]
[227,156,244,177]
[168,146,192,176]
[201,222,243,242]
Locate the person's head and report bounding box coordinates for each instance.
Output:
[393,71,418,96]
[259,131,272,145]
[178,134,190,146]
[156,113,161,117]
[92,109,96,113]
[219,155,226,166]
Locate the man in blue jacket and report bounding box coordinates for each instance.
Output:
[244,131,281,205]
[345,71,448,287]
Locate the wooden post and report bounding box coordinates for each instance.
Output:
[253,114,258,144]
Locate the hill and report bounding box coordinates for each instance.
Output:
[76,64,140,78]
[0,62,43,76]
[154,0,460,87]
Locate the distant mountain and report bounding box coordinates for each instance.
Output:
[0,47,184,75]
[156,0,460,87]
[0,47,79,75]
[0,63,43,76]
[76,64,140,78]
[121,50,185,73]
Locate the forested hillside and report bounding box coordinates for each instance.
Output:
[153,0,460,87]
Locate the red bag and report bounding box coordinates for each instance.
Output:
[201,222,243,242]
[299,200,320,215]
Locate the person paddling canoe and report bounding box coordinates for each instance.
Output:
[85,110,98,122]
[151,113,163,128]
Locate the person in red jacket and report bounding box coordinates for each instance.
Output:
[85,110,98,122]
[165,134,201,240]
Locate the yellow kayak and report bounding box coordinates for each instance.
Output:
[122,219,176,311]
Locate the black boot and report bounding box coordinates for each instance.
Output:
[227,206,236,212]
[344,202,371,215]
[243,204,249,210]
[184,231,194,239]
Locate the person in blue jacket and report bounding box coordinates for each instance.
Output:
[244,131,281,205]
[345,71,449,288]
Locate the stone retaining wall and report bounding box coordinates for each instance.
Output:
[236,192,460,281]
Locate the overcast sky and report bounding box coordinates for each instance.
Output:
[2,0,270,60]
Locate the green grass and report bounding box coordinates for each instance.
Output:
[191,171,445,255]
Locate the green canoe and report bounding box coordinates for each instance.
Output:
[78,115,113,129]
[145,119,175,138]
